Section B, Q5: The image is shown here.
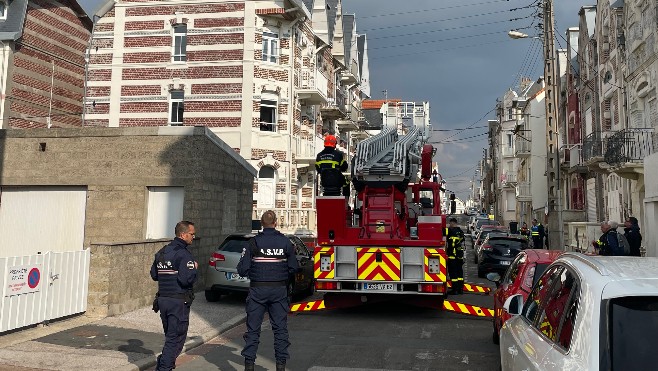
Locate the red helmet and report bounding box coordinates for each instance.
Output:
[324,134,337,148]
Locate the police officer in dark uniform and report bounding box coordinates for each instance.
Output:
[315,134,348,196]
[531,218,546,249]
[150,221,198,371]
[238,210,300,371]
[446,218,465,295]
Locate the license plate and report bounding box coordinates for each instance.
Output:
[363,283,395,291]
[500,261,511,266]
[226,272,248,281]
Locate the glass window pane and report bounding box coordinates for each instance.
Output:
[171,90,184,99]
[609,297,658,369]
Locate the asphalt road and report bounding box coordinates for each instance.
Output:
[167,220,500,371]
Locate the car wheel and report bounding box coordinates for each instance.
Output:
[492,319,500,344]
[205,289,221,302]
[303,279,315,298]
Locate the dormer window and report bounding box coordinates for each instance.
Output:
[0,1,7,20]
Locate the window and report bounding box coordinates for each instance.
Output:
[172,24,187,62]
[507,134,513,148]
[522,265,563,325]
[260,99,277,132]
[0,1,6,20]
[535,268,578,344]
[262,32,279,63]
[607,297,658,369]
[146,187,184,239]
[170,90,184,125]
[507,107,513,120]
[502,253,526,287]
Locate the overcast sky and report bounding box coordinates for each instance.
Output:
[78,0,592,201]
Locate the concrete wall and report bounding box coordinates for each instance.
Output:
[0,126,256,316]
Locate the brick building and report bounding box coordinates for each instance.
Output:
[0,0,92,128]
[85,0,371,235]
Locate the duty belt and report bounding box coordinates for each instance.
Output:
[250,280,287,287]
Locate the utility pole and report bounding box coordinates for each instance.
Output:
[542,0,563,250]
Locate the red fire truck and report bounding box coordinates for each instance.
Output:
[314,102,448,307]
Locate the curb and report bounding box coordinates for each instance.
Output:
[115,312,248,371]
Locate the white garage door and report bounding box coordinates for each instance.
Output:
[0,187,87,257]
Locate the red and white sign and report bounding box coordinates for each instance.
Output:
[5,264,42,297]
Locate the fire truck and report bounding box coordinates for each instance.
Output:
[313,102,448,307]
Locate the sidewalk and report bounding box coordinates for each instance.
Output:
[0,293,248,371]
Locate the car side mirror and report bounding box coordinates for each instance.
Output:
[503,294,524,316]
[486,272,501,288]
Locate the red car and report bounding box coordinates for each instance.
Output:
[488,249,564,344]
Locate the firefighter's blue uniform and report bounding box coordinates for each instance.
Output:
[237,228,300,366]
[150,237,198,371]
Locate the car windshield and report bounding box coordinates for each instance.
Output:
[487,238,527,250]
[476,220,496,228]
[219,237,250,253]
[607,296,658,369]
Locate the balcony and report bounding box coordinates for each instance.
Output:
[604,128,655,179]
[502,146,515,158]
[582,131,607,170]
[516,181,531,201]
[501,172,517,187]
[320,88,348,119]
[340,62,359,85]
[298,67,329,105]
[514,135,531,157]
[253,208,316,235]
[604,128,655,164]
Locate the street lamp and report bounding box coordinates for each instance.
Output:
[508,30,536,40]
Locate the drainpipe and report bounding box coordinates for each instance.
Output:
[288,15,304,233]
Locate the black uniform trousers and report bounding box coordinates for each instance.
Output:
[447,258,464,292]
[242,286,290,364]
[156,297,190,371]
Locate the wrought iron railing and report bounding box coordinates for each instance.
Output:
[582,131,605,160]
[604,128,655,165]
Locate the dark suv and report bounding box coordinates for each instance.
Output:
[476,235,529,277]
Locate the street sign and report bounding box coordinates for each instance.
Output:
[5,264,42,296]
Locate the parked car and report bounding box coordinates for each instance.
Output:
[486,249,564,344]
[468,215,490,238]
[204,233,315,302]
[472,226,508,257]
[472,218,499,237]
[476,235,528,277]
[499,254,658,370]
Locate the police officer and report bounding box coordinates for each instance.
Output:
[315,134,348,196]
[445,218,465,295]
[530,218,545,249]
[150,221,198,371]
[238,210,300,371]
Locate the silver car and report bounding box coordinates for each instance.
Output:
[204,233,315,302]
[499,253,658,370]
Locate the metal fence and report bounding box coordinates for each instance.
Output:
[0,250,90,333]
[582,131,605,160]
[604,128,655,165]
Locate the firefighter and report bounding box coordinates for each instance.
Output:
[315,134,348,196]
[530,218,545,249]
[446,217,465,295]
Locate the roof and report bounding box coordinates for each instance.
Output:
[326,0,339,42]
[362,99,401,110]
[0,0,28,41]
[357,34,365,73]
[524,249,564,263]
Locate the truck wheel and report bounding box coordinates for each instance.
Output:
[205,289,221,302]
[303,280,315,297]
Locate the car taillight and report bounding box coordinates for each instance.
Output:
[315,281,338,290]
[482,244,493,251]
[209,252,225,267]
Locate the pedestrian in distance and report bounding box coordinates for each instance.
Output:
[624,216,643,257]
[315,134,349,196]
[237,210,300,371]
[519,222,530,239]
[530,219,546,249]
[150,221,198,371]
[445,217,465,295]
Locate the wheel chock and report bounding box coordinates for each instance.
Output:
[290,300,326,312]
[443,300,494,317]
[446,282,491,294]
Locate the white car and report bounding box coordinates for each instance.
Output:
[500,253,658,370]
